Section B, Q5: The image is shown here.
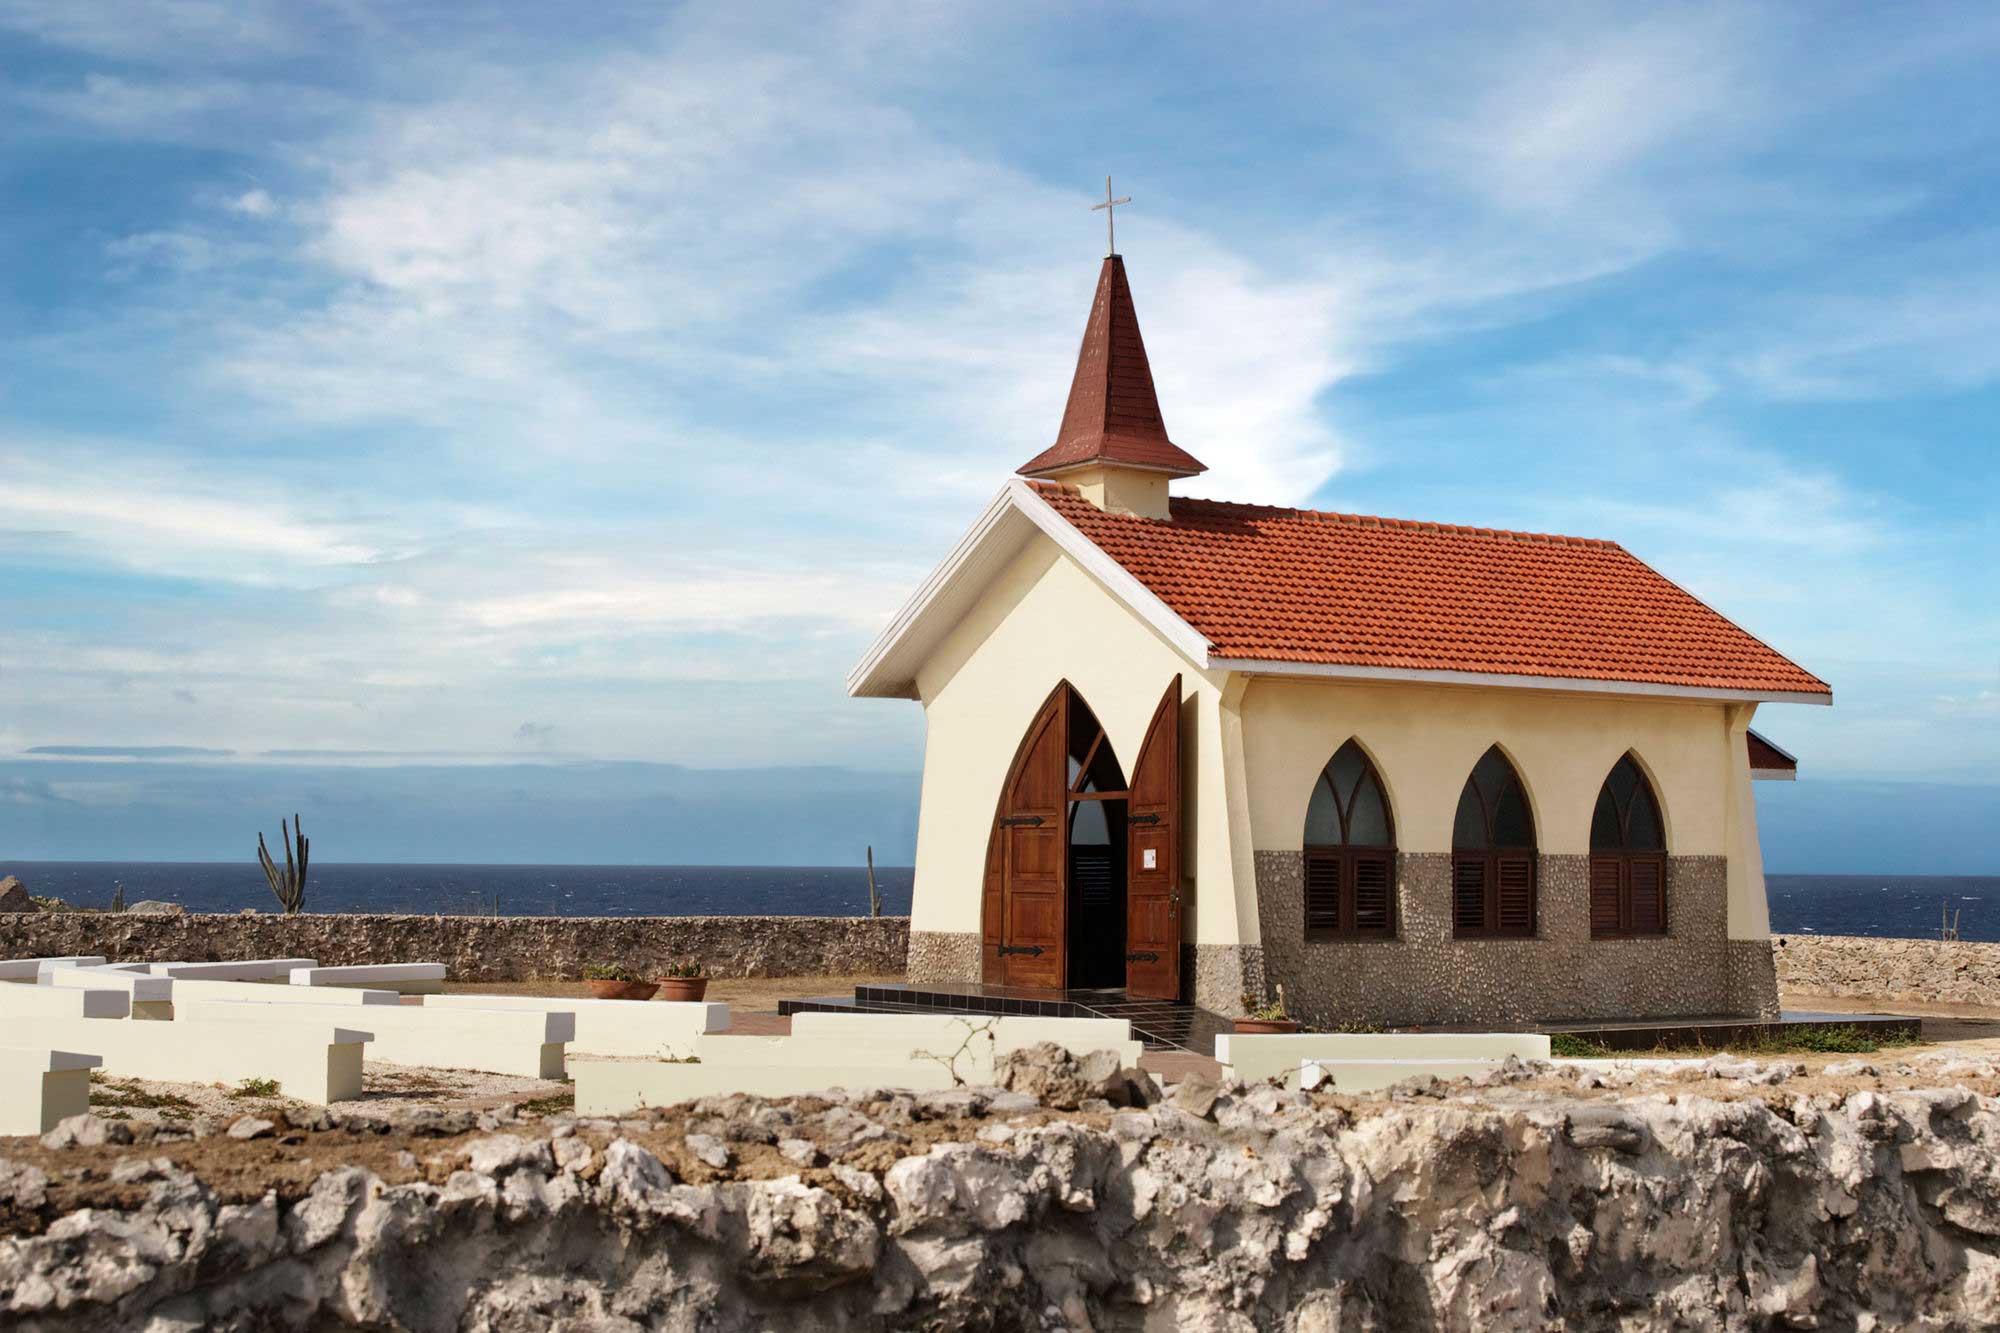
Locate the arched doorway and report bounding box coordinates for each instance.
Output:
[982,677,1182,997]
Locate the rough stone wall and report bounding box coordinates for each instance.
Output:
[0,913,909,982]
[1184,942,1265,1017]
[7,1069,2000,1329]
[904,929,981,984]
[1776,933,2000,1007]
[1255,850,1750,1029]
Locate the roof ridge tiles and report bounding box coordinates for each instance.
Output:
[1170,496,1620,548]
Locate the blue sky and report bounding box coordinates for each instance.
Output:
[1,2,1996,859]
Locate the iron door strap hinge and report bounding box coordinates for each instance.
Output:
[1128,813,1161,826]
[999,815,1045,827]
[998,944,1045,957]
[1125,951,1160,963]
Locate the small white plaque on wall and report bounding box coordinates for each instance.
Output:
[1142,849,1157,870]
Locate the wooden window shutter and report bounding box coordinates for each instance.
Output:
[1589,855,1624,937]
[1496,853,1536,934]
[1452,855,1487,932]
[1629,854,1666,934]
[1304,852,1342,934]
[1352,850,1393,935]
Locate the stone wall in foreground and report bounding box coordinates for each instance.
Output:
[6,1063,2000,1327]
[0,912,910,981]
[1776,932,2000,1006]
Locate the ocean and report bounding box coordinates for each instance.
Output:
[3,864,1994,941]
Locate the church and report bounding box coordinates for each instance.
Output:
[849,247,1828,1029]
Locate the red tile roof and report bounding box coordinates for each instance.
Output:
[1017,256,1207,480]
[1033,484,1830,697]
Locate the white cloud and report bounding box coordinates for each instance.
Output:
[226,188,277,218]
[0,445,385,581]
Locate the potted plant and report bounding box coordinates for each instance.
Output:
[1235,984,1300,1035]
[582,964,658,1001]
[657,960,708,1003]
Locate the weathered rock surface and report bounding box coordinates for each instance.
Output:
[0,911,909,981]
[6,1061,2000,1329]
[1776,932,2000,1006]
[122,900,185,916]
[0,876,30,912]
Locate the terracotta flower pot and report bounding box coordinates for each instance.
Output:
[586,979,659,1001]
[1233,1017,1300,1035]
[656,977,709,1003]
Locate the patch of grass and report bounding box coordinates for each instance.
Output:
[234,1077,282,1098]
[91,1076,198,1115]
[1735,1023,1920,1056]
[1546,1022,1921,1060]
[519,1089,576,1117]
[1549,1033,1613,1060]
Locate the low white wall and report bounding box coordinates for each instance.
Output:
[25,1015,366,1103]
[574,1056,960,1113]
[176,998,570,1080]
[421,993,727,1060]
[1217,1031,1551,1086]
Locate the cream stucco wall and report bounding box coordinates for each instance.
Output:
[910,535,1254,948]
[1237,676,1770,941]
[1065,465,1171,520]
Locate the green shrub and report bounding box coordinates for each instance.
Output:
[582,964,641,982]
[1549,1033,1613,1059]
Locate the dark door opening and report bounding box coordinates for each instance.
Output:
[1065,693,1128,989]
[1067,795,1127,988]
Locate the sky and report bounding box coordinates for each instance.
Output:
[0,2,1995,867]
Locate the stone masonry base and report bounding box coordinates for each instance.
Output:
[905,929,982,984]
[1254,850,1769,1030]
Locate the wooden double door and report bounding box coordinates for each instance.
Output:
[981,677,1183,1000]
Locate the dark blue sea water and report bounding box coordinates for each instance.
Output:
[3,864,1993,940]
[4,862,914,919]
[1766,874,1999,941]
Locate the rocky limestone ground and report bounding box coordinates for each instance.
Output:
[6,1045,2000,1330]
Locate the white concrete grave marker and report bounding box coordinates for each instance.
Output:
[289,963,446,995]
[420,993,728,1060]
[0,956,105,982]
[177,998,571,1079]
[0,1047,104,1134]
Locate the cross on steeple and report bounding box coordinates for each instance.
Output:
[1091,176,1130,257]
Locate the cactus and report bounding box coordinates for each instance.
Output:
[257,814,310,914]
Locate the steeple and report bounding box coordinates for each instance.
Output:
[1016,255,1205,518]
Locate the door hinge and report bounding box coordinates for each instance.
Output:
[999,815,1045,827]
[1124,951,1160,963]
[1128,813,1161,826]
[998,944,1045,957]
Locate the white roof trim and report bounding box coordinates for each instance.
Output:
[1003,479,1212,666]
[1208,656,1834,706]
[1745,728,1800,764]
[845,481,1212,699]
[1750,768,1798,781]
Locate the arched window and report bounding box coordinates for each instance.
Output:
[1302,740,1396,939]
[1451,747,1536,937]
[1589,754,1667,937]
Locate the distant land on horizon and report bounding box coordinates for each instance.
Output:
[1,757,1993,876]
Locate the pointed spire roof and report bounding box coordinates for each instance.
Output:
[1017,255,1207,480]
